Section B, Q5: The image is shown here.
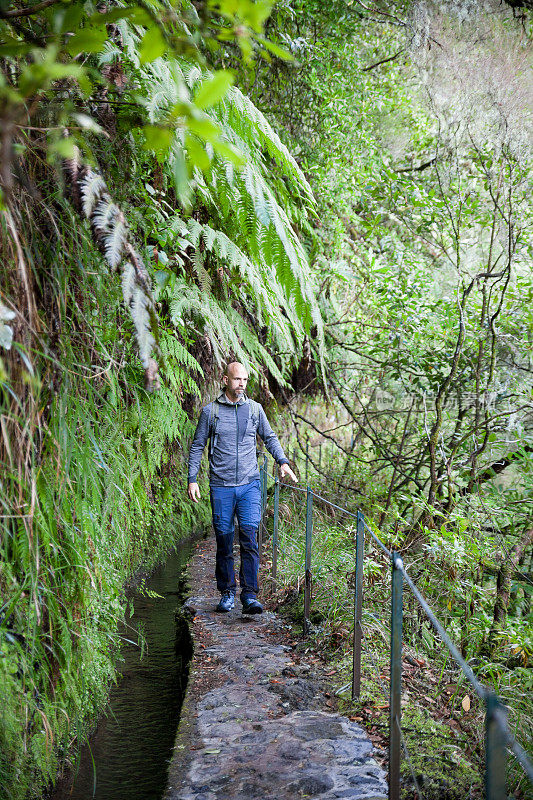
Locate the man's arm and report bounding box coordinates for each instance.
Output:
[188,406,210,502]
[257,406,297,483]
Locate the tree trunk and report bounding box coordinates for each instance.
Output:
[486,527,533,654]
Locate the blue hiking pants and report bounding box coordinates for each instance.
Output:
[210,479,261,598]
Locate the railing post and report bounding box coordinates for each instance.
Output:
[262,455,268,511]
[389,553,403,800]
[303,486,313,636]
[272,476,279,582]
[258,459,264,551]
[305,436,309,483]
[259,455,267,551]
[352,510,364,699]
[485,692,507,800]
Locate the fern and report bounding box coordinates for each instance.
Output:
[104,213,127,270]
[73,162,159,389]
[122,53,324,381]
[165,216,302,360]
[131,285,155,368]
[81,172,106,218]
[121,260,136,307]
[96,28,325,384]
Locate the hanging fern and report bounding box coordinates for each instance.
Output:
[65,150,160,390]
[99,45,326,382]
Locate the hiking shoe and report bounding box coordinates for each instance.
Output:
[215,591,235,613]
[241,596,263,615]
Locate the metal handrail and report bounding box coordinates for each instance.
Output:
[258,460,532,800]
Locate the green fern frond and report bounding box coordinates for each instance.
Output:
[160,332,204,378]
[220,86,315,205]
[129,48,324,381]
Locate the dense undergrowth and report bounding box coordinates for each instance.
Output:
[0,218,213,797]
[263,453,531,798]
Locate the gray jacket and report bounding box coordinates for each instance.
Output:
[188,392,289,487]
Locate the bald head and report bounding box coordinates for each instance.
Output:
[223,362,248,402]
[224,361,246,378]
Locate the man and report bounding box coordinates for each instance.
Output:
[188,362,297,614]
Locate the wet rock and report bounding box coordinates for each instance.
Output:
[288,775,335,795]
[269,677,320,709]
[183,599,198,617]
[294,719,345,740]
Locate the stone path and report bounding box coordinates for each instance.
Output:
[165,537,387,800]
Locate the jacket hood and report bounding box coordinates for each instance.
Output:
[216,391,248,406]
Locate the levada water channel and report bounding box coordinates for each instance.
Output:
[49,540,195,800]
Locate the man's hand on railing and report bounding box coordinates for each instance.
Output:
[280,463,298,483]
[188,482,201,503]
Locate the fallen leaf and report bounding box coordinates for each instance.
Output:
[462,695,471,712]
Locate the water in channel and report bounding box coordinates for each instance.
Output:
[52,542,194,800]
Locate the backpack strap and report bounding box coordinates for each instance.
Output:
[249,399,260,428]
[208,399,220,458]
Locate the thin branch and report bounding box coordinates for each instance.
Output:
[0,0,60,18]
[362,47,406,72]
[395,157,436,173]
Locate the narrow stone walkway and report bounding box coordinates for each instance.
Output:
[165,537,387,800]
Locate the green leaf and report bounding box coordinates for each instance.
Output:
[90,6,142,24]
[187,115,221,143]
[56,3,84,33]
[193,70,234,110]
[185,134,211,172]
[257,36,293,61]
[210,138,246,167]
[143,125,173,156]
[65,26,108,55]
[236,0,272,31]
[50,137,76,159]
[77,72,93,96]
[139,26,166,64]
[127,6,153,25]
[19,57,84,96]
[172,148,191,209]
[0,39,32,57]
[155,270,171,289]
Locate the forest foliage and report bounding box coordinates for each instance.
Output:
[0,0,532,798]
[242,1,532,795]
[0,0,318,796]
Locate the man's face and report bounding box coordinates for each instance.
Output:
[223,364,248,401]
